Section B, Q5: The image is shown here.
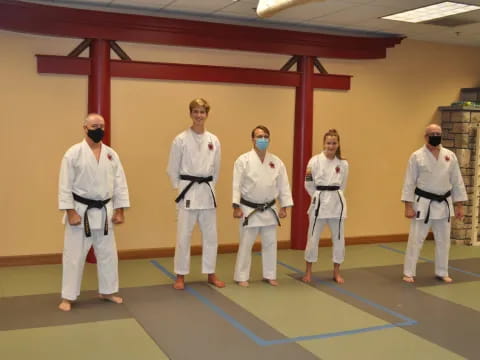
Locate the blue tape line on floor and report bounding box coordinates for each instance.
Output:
[276,260,417,324]
[150,259,416,346]
[150,260,268,346]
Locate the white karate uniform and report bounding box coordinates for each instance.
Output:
[232,150,293,282]
[304,152,348,264]
[167,128,220,275]
[58,139,130,301]
[402,145,467,277]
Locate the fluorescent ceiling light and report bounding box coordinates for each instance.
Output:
[382,2,480,23]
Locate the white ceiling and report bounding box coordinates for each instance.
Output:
[21,0,480,46]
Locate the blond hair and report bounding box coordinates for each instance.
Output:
[189,98,210,114]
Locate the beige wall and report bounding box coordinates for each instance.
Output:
[1,29,480,256]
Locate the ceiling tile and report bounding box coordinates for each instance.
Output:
[307,4,399,25]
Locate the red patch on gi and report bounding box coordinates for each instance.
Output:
[445,156,450,162]
[107,153,113,161]
[335,166,340,173]
[208,142,214,151]
[269,161,275,169]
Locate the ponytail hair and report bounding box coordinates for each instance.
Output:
[323,128,343,160]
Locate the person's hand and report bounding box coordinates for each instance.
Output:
[66,209,82,225]
[404,202,416,219]
[279,207,287,218]
[454,203,464,220]
[233,207,243,218]
[112,208,125,224]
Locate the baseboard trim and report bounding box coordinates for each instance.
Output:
[0,233,412,267]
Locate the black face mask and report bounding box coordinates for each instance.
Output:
[428,135,442,147]
[87,128,104,143]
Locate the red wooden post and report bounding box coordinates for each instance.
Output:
[86,38,111,264]
[88,38,111,144]
[290,56,314,250]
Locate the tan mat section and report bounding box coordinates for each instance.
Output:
[0,319,169,360]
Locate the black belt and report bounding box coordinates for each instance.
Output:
[240,198,280,227]
[316,185,340,191]
[175,175,216,207]
[72,193,111,237]
[414,188,451,224]
[312,185,343,240]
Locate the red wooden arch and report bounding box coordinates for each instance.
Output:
[0,0,403,251]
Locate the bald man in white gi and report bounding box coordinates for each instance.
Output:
[167,98,225,290]
[233,125,293,287]
[402,124,467,283]
[58,113,130,312]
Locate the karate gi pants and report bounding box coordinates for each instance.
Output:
[404,218,451,278]
[174,208,218,275]
[234,224,277,282]
[304,218,345,264]
[61,224,118,301]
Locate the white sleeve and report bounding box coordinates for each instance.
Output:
[58,154,75,210]
[401,154,418,202]
[232,157,244,205]
[213,138,221,185]
[304,157,315,197]
[167,137,182,189]
[450,154,468,202]
[113,155,130,209]
[340,161,349,191]
[277,162,294,207]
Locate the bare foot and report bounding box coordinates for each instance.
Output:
[58,299,72,312]
[402,276,415,283]
[98,294,123,304]
[173,275,185,290]
[264,278,279,286]
[333,275,344,284]
[208,274,226,288]
[237,281,249,287]
[436,276,453,283]
[301,274,311,283]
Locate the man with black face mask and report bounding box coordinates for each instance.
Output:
[58,113,130,311]
[401,124,467,284]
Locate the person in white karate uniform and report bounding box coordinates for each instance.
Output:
[58,113,130,312]
[402,124,467,283]
[167,98,225,290]
[232,125,293,287]
[302,129,348,284]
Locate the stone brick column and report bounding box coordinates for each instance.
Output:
[439,88,480,244]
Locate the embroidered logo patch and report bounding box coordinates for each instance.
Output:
[445,156,450,162]
[107,153,113,161]
[208,142,214,151]
[269,161,275,169]
[335,166,340,173]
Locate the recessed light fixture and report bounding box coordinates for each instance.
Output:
[382,1,480,23]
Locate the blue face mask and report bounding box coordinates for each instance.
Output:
[255,138,269,151]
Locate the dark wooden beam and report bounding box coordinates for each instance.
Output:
[280,55,299,71]
[109,40,131,61]
[313,58,328,74]
[68,38,91,57]
[1,0,403,59]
